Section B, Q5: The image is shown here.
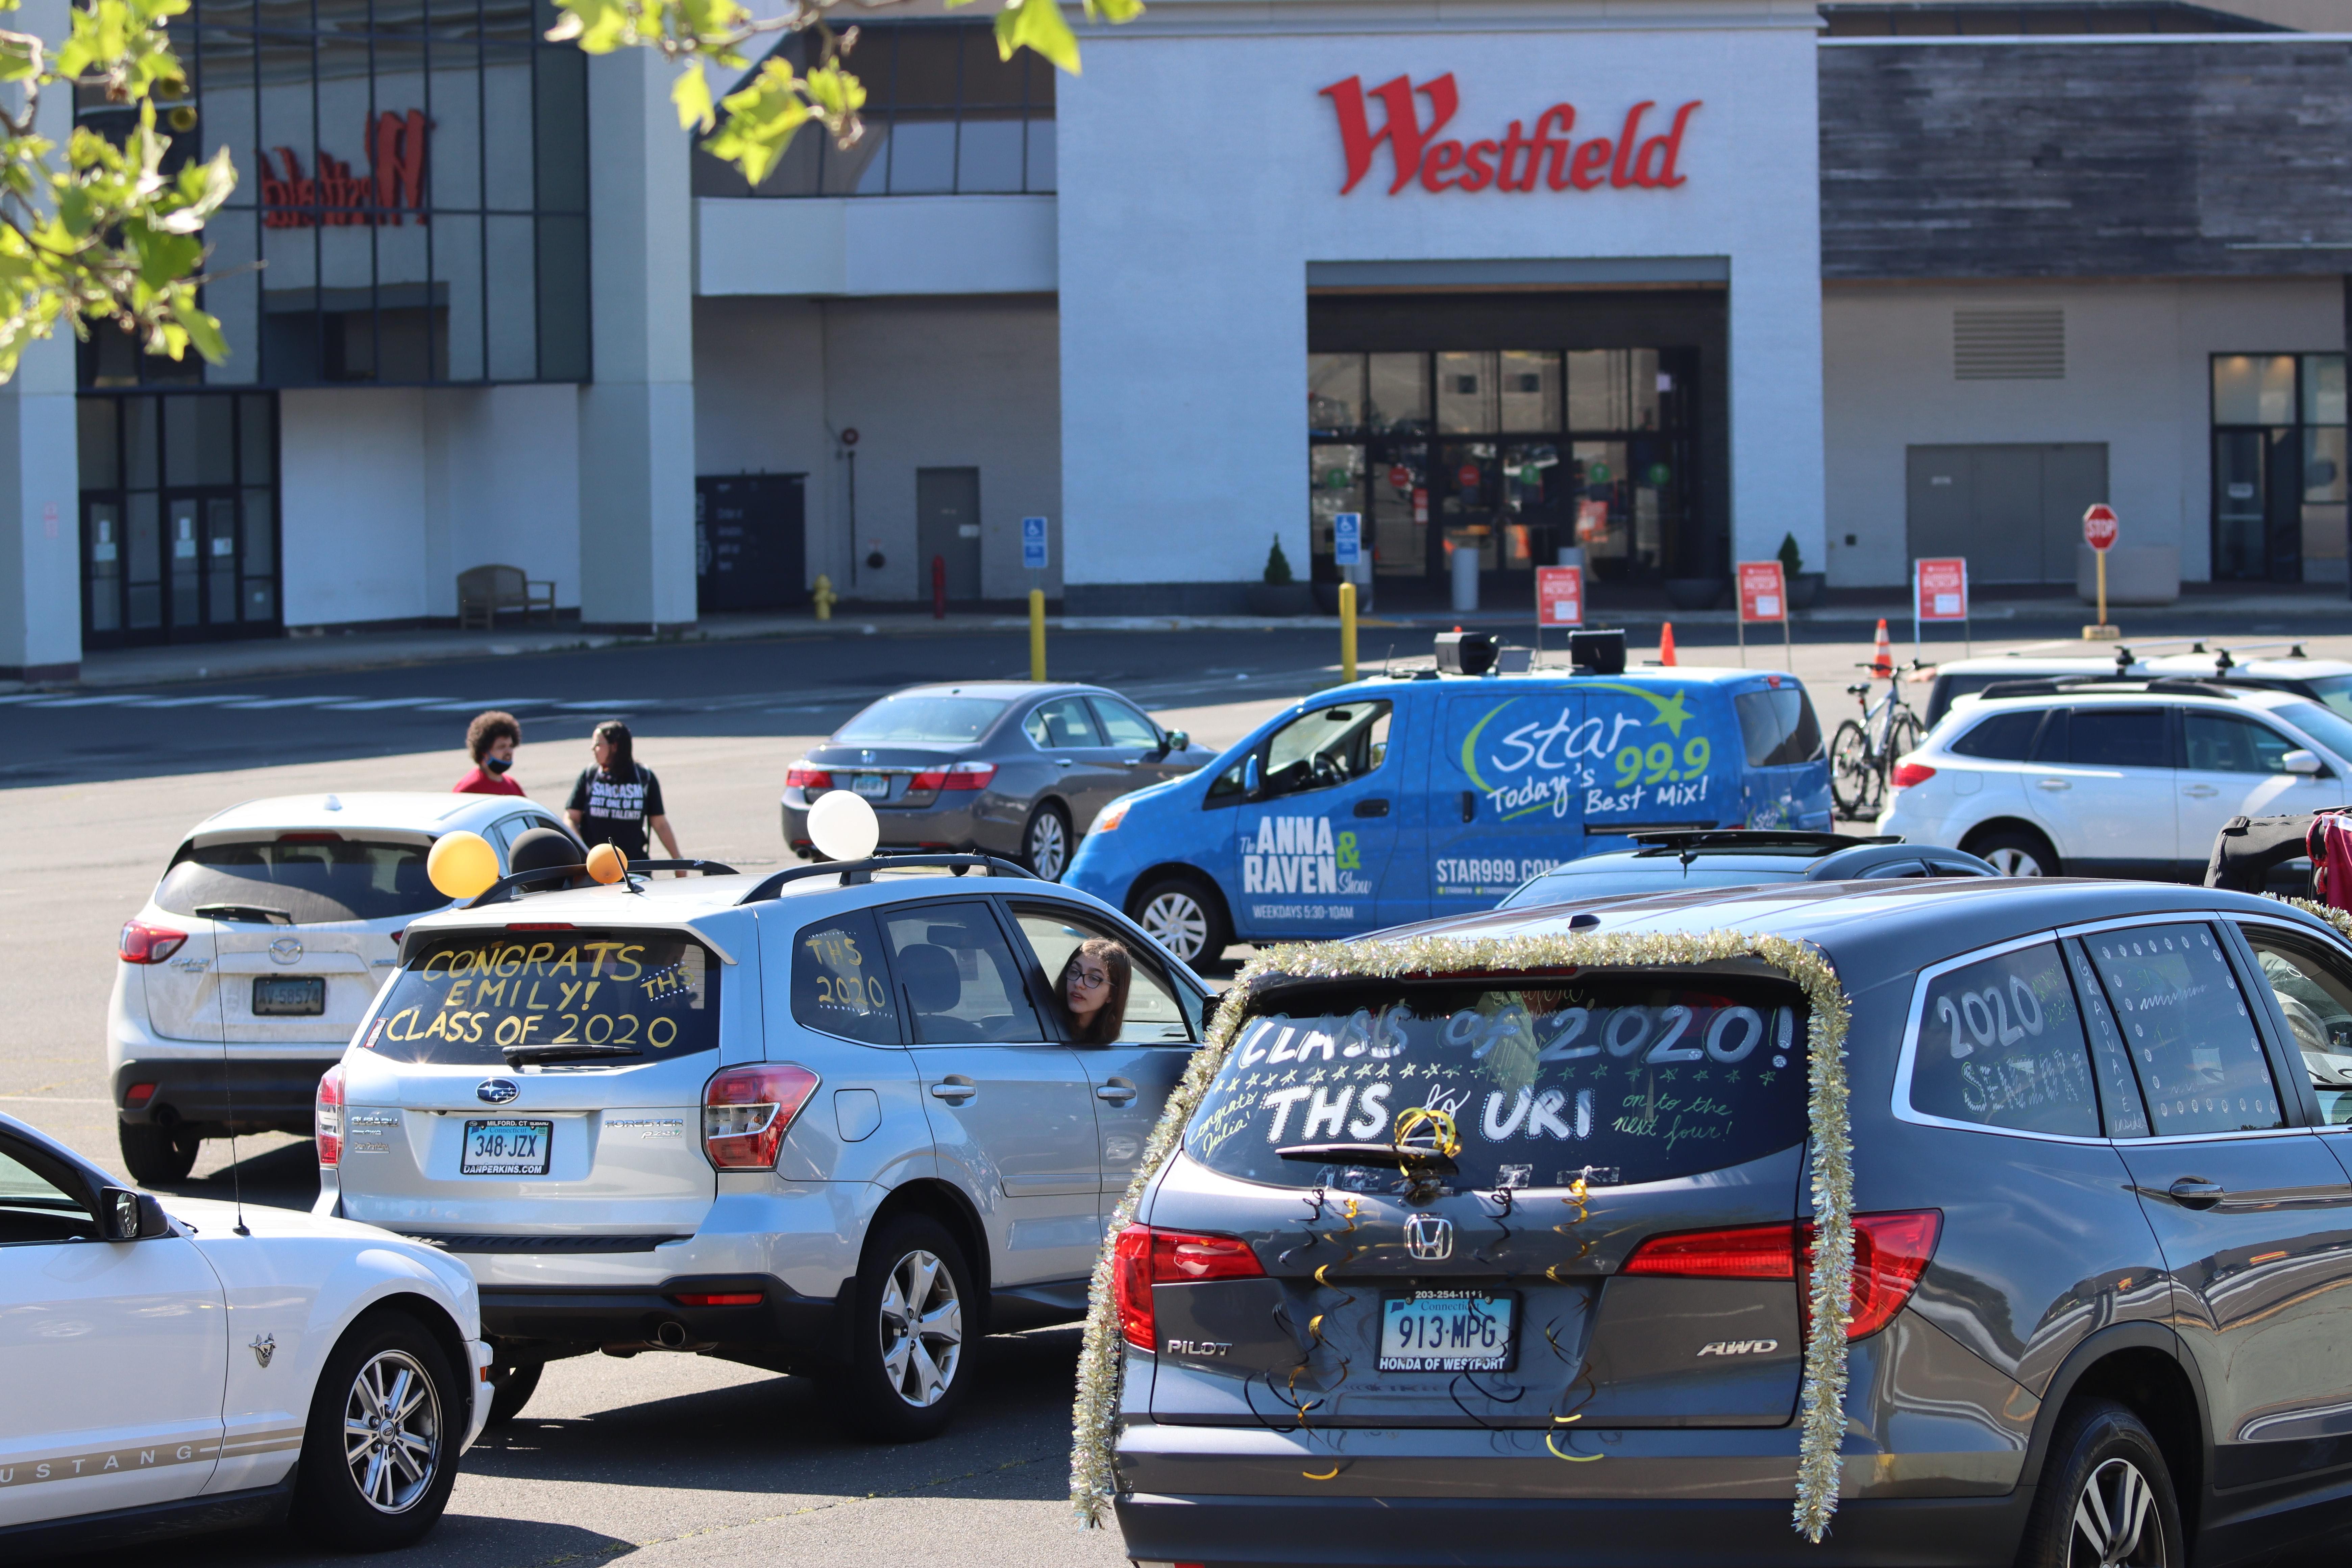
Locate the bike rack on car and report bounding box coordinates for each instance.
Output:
[737,851,1038,903]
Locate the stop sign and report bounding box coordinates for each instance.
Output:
[2083,504,2119,551]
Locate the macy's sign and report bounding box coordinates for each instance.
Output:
[258,110,430,228]
[1321,74,1699,195]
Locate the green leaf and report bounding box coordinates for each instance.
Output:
[995,0,1078,73]
[1084,0,1143,22]
[670,60,713,130]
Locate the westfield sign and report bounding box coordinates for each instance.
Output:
[1321,74,1700,195]
[258,110,430,228]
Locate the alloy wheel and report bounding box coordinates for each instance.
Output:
[341,1349,441,1514]
[2071,1456,2163,1568]
[1140,891,1208,961]
[1027,812,1069,880]
[1986,846,2046,876]
[878,1248,963,1408]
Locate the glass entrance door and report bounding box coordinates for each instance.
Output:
[78,392,278,646]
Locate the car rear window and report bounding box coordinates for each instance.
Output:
[1187,976,1810,1192]
[1949,710,2044,761]
[1734,687,1823,768]
[837,695,1008,745]
[365,930,720,1065]
[155,837,445,924]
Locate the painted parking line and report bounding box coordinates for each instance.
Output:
[219,696,363,709]
[121,693,270,707]
[24,693,150,707]
[317,696,457,710]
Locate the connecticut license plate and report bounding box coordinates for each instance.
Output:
[461,1119,552,1176]
[851,774,891,800]
[1378,1291,1517,1372]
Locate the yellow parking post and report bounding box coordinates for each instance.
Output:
[1029,588,1047,682]
[1339,581,1357,682]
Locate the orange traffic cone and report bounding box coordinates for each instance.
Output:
[1871,618,1893,678]
[1659,621,1679,666]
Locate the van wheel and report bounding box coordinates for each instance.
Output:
[290,1310,460,1549]
[2014,1398,2180,1568]
[1023,803,1072,881]
[1132,876,1231,966]
[1969,827,2061,878]
[485,1359,543,1425]
[831,1216,975,1442]
[118,1122,199,1185]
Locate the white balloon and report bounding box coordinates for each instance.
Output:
[808,789,881,863]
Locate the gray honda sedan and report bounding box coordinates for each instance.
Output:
[782,682,1217,879]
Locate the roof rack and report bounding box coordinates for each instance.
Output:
[1626,829,1898,856]
[1977,674,2317,703]
[737,851,1037,904]
[464,859,740,909]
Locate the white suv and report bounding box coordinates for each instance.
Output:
[111,793,578,1185]
[314,853,1205,1439]
[1881,677,2352,878]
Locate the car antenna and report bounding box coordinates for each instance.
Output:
[220,1043,249,1236]
[1381,643,1396,678]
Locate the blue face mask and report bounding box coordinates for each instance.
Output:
[484,754,513,775]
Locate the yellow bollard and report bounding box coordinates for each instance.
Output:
[812,573,836,622]
[1339,581,1357,682]
[1029,587,1047,682]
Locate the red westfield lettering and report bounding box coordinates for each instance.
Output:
[1320,74,1699,195]
[259,110,430,228]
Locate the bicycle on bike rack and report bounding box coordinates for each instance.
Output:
[1830,659,1929,819]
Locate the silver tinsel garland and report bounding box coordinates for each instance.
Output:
[1069,927,1858,1543]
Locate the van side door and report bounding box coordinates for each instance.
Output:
[1423,688,1590,922]
[1232,699,1401,940]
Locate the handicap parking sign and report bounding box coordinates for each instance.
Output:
[1022,516,1049,570]
[1333,512,1362,567]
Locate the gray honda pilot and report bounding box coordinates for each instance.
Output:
[1105,878,2352,1567]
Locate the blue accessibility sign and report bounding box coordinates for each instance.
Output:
[1333,512,1362,567]
[1022,516,1049,570]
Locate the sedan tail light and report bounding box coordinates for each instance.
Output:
[702,1064,822,1169]
[119,920,187,964]
[1110,1225,1265,1351]
[785,763,834,791]
[1620,1210,1940,1341]
[1889,762,1937,790]
[908,761,997,792]
[315,1064,345,1168]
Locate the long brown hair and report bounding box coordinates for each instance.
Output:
[1061,938,1132,1045]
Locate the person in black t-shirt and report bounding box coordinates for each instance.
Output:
[566,720,681,863]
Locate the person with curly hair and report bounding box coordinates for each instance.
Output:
[454,710,525,797]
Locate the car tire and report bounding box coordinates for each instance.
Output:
[1022,803,1073,881]
[118,1122,199,1185]
[829,1215,975,1443]
[1969,826,2061,878]
[485,1358,543,1425]
[1131,875,1232,967]
[289,1309,462,1550]
[2014,1398,2181,1568]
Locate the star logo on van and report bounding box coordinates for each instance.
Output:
[1584,683,1695,736]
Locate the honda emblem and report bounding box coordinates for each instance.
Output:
[1403,1213,1453,1263]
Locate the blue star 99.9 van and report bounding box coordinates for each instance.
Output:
[1063,658,1830,964]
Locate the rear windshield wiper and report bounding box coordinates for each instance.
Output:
[501,1044,644,1066]
[1276,1142,1459,1175]
[193,903,295,925]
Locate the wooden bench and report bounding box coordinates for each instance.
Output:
[457,564,557,630]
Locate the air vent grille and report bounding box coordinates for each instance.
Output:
[1954,308,2065,380]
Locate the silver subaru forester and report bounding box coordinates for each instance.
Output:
[315,853,1204,1439]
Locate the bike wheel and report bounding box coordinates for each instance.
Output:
[1830,719,1879,819]
[1885,710,1926,764]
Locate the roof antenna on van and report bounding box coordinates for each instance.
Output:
[1380,644,1396,678]
[221,1046,249,1235]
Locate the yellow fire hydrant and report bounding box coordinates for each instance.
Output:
[812,573,837,621]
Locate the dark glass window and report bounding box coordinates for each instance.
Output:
[792,910,901,1046]
[1735,687,1824,768]
[878,902,1041,1044]
[2069,708,2169,770]
[2080,922,2282,1136]
[156,835,443,923]
[369,930,720,1065]
[1950,709,2045,761]
[1911,942,2098,1137]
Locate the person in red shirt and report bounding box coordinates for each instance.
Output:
[454,710,525,797]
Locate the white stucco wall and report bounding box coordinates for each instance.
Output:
[1054,3,1826,597]
[693,294,1061,602]
[424,383,585,614]
[280,387,431,626]
[697,196,1058,297]
[1822,277,2346,588]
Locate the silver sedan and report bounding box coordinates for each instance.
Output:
[779,682,1218,879]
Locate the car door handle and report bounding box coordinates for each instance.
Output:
[1122,759,1142,767]
[2183,785,2220,799]
[2167,1177,2226,1208]
[2037,779,2071,792]
[1096,1080,1137,1105]
[1056,759,1074,768]
[1355,798,1390,818]
[1461,790,1476,823]
[930,1078,977,1103]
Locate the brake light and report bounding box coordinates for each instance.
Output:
[908,761,997,792]
[125,1082,156,1107]
[702,1064,822,1169]
[507,923,576,931]
[1620,1211,1941,1341]
[1890,762,1937,790]
[671,1291,763,1307]
[119,920,187,964]
[277,831,341,842]
[1110,1224,1265,1351]
[785,763,834,791]
[1095,797,1133,833]
[315,1064,344,1168]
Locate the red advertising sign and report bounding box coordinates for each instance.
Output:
[1915,558,1968,622]
[259,110,430,229]
[1737,560,1786,623]
[1574,498,1608,542]
[1388,464,1411,490]
[2083,504,2118,551]
[1537,565,1583,628]
[1321,74,1701,196]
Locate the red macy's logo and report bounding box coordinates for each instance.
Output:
[259,110,430,229]
[1321,74,1699,195]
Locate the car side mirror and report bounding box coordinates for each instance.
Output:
[98,1186,145,1241]
[1162,730,1190,756]
[2285,749,2326,777]
[1243,755,1263,799]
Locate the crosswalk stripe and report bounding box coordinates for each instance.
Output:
[317,697,454,710]
[123,694,268,707]
[220,696,362,709]
[25,693,147,707]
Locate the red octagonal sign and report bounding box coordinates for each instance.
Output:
[2083,504,2119,551]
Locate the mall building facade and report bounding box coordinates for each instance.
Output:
[0,0,2345,676]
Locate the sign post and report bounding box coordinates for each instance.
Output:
[1736,560,1790,670]
[1913,557,1970,660]
[2081,504,2119,642]
[1536,564,1583,666]
[1334,513,1362,682]
[1022,516,1050,680]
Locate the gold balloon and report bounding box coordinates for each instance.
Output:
[427,831,500,900]
[585,843,628,885]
